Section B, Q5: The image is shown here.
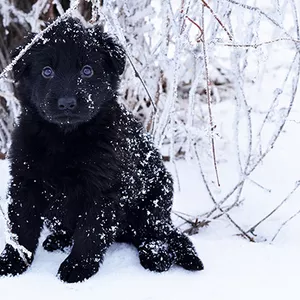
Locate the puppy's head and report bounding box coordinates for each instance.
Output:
[13,18,126,127]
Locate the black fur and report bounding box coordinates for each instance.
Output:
[0,18,203,283]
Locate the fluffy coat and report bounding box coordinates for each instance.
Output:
[0,18,203,283]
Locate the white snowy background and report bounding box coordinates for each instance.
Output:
[0,0,300,299]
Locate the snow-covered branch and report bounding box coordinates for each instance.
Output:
[1,0,300,242]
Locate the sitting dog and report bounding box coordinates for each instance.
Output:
[0,18,203,283]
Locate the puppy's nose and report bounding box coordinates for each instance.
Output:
[57,97,77,111]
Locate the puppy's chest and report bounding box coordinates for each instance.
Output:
[35,153,83,180]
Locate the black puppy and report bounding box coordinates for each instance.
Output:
[0,18,203,283]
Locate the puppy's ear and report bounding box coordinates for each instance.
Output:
[89,25,126,76]
[105,37,126,76]
[11,34,35,82]
[11,47,27,82]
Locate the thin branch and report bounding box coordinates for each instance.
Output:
[124,53,157,113]
[201,0,233,41]
[219,37,300,48]
[271,208,300,242]
[172,211,195,225]
[0,199,31,266]
[201,4,220,187]
[104,3,157,114]
[194,144,254,242]
[224,0,300,52]
[185,15,204,42]
[247,182,300,234]
[210,51,300,213]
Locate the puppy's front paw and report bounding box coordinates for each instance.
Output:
[176,252,204,271]
[43,232,73,252]
[168,230,204,271]
[0,244,31,276]
[139,240,175,272]
[57,255,99,283]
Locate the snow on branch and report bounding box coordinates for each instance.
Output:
[0,0,299,242]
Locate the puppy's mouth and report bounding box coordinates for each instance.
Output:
[52,111,83,125]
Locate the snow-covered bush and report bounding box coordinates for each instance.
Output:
[1,0,300,242]
[0,0,232,157]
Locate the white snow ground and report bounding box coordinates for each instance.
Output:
[0,158,300,300]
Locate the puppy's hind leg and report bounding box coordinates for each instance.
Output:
[132,173,176,272]
[132,194,176,272]
[133,169,203,272]
[135,225,204,273]
[132,200,204,272]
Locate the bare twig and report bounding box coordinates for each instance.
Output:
[124,53,157,113]
[173,211,195,225]
[271,208,300,242]
[104,3,157,114]
[224,0,300,52]
[194,144,254,242]
[201,4,220,187]
[247,182,300,234]
[201,0,233,41]
[219,37,300,48]
[185,15,204,42]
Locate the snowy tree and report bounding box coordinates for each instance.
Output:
[1,0,300,241]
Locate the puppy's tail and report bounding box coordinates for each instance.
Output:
[168,229,204,271]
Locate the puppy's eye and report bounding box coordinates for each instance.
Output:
[42,66,54,78]
[81,65,94,78]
